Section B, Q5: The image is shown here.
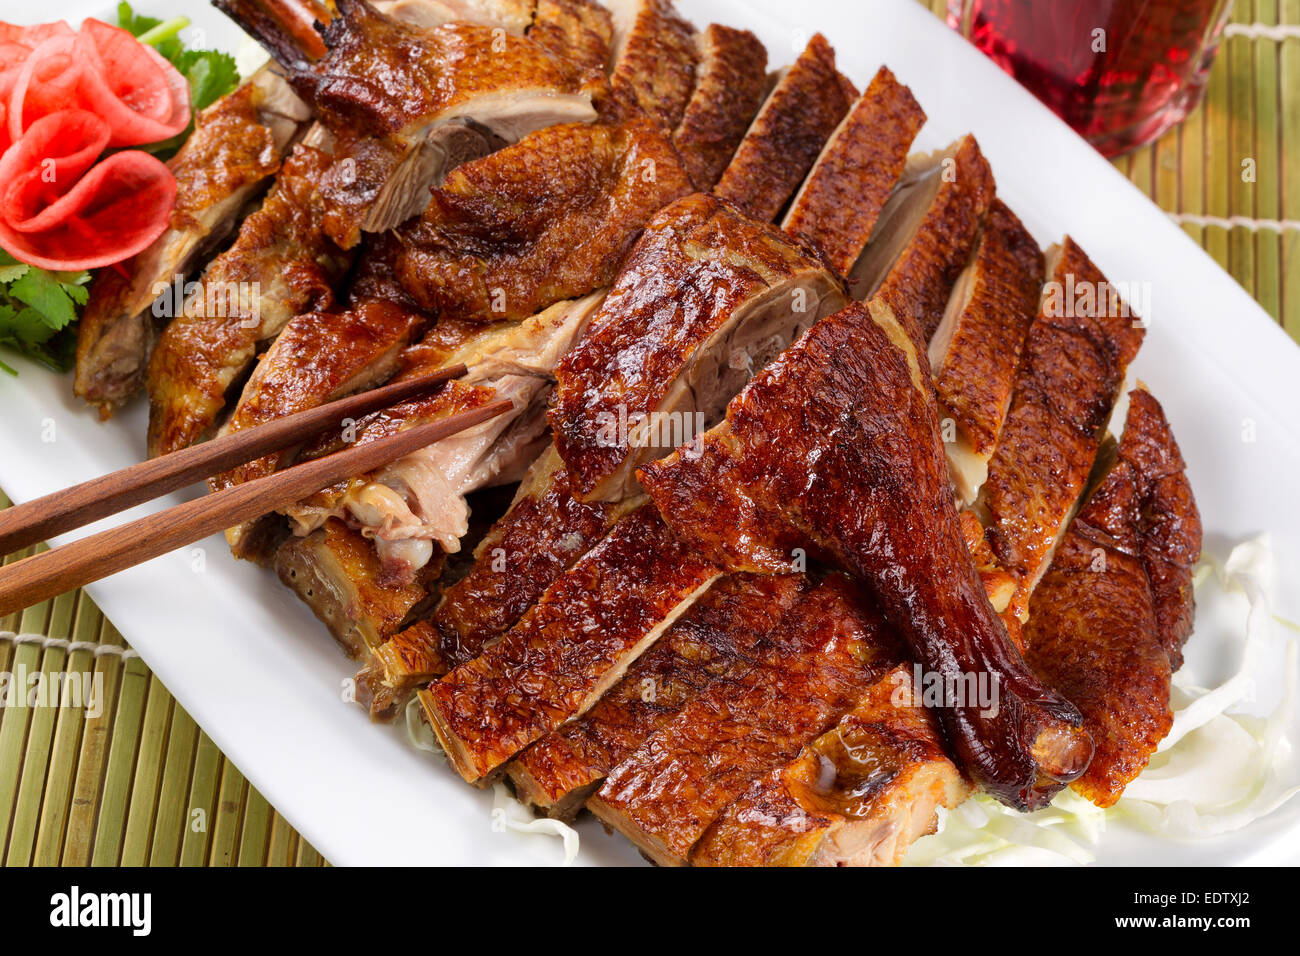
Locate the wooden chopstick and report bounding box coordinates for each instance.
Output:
[0,397,515,618]
[0,364,467,557]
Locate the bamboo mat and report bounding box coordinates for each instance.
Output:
[1,0,1296,868]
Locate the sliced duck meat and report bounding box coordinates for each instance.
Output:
[509,572,807,819]
[549,193,847,502]
[640,299,1094,810]
[73,69,310,417]
[975,237,1146,622]
[422,505,720,784]
[780,66,925,276]
[395,118,692,322]
[928,199,1043,504]
[670,24,769,190]
[848,134,995,343]
[691,664,970,866]
[712,34,857,223]
[605,0,698,130]
[1024,386,1200,807]
[588,575,904,866]
[146,144,354,457]
[527,0,614,75]
[373,0,537,32]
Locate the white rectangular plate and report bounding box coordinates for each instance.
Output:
[3,0,1298,865]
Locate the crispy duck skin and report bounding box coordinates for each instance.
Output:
[929,199,1043,504]
[670,24,769,190]
[74,72,309,417]
[508,572,807,819]
[605,0,699,131]
[977,237,1146,621]
[780,67,926,276]
[373,0,536,33]
[527,0,614,75]
[422,505,720,784]
[1024,387,1199,806]
[712,34,858,223]
[549,193,847,502]
[395,118,692,322]
[146,145,353,457]
[640,300,1093,810]
[850,135,995,343]
[588,575,904,866]
[691,665,970,867]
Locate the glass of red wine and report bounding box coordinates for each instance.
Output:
[947,0,1235,157]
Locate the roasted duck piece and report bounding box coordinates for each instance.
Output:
[605,0,698,130]
[690,664,970,867]
[527,0,613,74]
[550,192,847,502]
[1024,386,1200,806]
[422,505,720,784]
[394,117,692,322]
[712,34,857,223]
[780,66,925,276]
[640,299,1093,810]
[928,199,1043,504]
[976,237,1146,622]
[146,144,353,457]
[508,572,807,819]
[669,24,768,190]
[73,69,311,417]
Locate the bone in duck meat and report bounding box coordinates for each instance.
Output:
[588,575,906,866]
[712,34,858,223]
[549,193,847,503]
[422,505,720,784]
[670,24,769,190]
[928,199,1043,505]
[146,145,353,457]
[640,299,1094,810]
[395,118,692,322]
[691,664,970,867]
[1023,386,1200,807]
[605,0,698,130]
[527,0,613,75]
[780,66,926,276]
[73,69,311,417]
[509,572,807,819]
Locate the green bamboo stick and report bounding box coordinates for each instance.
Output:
[1253,0,1283,323]
[178,731,222,866]
[1227,3,1257,299]
[1205,5,1234,272]
[0,554,50,861]
[119,675,175,865]
[237,787,272,866]
[295,838,325,868]
[207,759,246,866]
[89,649,151,866]
[148,704,199,866]
[1281,0,1300,341]
[265,812,298,867]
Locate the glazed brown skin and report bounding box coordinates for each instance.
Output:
[549,193,846,501]
[691,665,969,867]
[395,118,693,322]
[781,67,926,276]
[641,300,1093,810]
[423,506,720,784]
[932,199,1043,456]
[713,34,857,223]
[670,24,769,190]
[509,572,806,818]
[147,146,353,457]
[528,0,613,75]
[978,237,1146,620]
[608,0,699,131]
[589,575,904,866]
[1024,387,1199,806]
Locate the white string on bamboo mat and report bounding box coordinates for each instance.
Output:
[0,631,139,660]
[1168,212,1300,234]
[1223,23,1300,41]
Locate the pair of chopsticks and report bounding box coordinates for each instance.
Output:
[0,364,513,618]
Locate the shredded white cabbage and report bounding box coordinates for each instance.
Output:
[905,534,1300,866]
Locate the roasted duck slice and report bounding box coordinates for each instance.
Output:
[422,505,720,784]
[605,0,698,130]
[73,69,311,417]
[712,34,857,223]
[588,575,904,866]
[670,24,769,190]
[395,118,692,322]
[640,300,1093,810]
[373,0,536,32]
[849,135,995,343]
[527,0,613,74]
[928,199,1043,504]
[146,145,353,457]
[691,665,970,866]
[222,0,601,248]
[550,193,847,502]
[508,572,807,819]
[1024,386,1200,806]
[976,237,1146,622]
[780,67,925,276]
